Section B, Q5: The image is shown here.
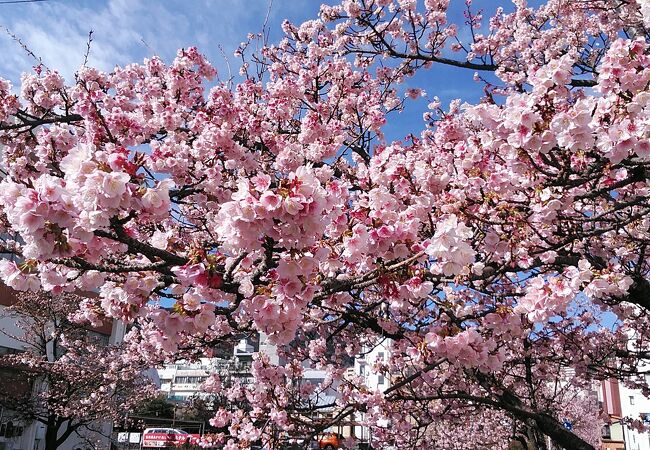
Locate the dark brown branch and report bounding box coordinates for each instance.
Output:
[0,113,83,131]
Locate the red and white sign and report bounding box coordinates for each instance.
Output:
[142,430,200,448]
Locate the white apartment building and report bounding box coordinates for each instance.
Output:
[158,358,231,402]
[353,339,391,394]
[351,338,392,444]
[606,331,650,450]
[618,380,650,450]
[158,334,275,403]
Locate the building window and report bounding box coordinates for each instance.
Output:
[86,331,110,347]
[0,422,20,438]
[601,424,611,439]
[0,346,22,356]
[378,375,385,385]
[630,396,635,405]
[378,352,384,361]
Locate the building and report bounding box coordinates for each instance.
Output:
[353,339,391,394]
[617,379,650,450]
[158,334,273,403]
[599,378,626,450]
[350,338,392,444]
[158,358,238,403]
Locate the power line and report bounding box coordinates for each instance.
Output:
[0,0,48,4]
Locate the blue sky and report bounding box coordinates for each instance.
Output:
[0,0,317,82]
[0,0,502,143]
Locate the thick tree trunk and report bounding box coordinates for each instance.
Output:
[498,399,594,450]
[471,373,596,450]
[528,421,549,450]
[531,414,594,450]
[508,435,534,450]
[44,416,77,450]
[44,418,59,450]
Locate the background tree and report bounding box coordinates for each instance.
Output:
[0,290,157,450]
[131,395,175,420]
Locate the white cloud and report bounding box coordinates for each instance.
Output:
[0,0,320,86]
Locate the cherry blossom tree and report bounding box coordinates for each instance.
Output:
[0,291,156,450]
[0,0,649,448]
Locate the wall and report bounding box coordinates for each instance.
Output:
[619,381,650,450]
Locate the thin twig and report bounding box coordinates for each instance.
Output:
[217,44,234,88]
[82,30,94,67]
[2,26,46,68]
[262,0,274,47]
